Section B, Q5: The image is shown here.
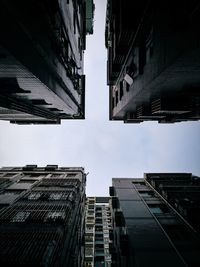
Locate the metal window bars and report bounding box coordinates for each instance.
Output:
[0,227,63,266]
[0,202,72,225]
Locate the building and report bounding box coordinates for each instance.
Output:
[110,174,200,266]
[85,197,112,267]
[105,0,200,123]
[0,165,86,267]
[0,0,94,124]
[145,173,200,234]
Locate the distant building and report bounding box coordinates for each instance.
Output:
[84,197,112,267]
[105,0,200,123]
[0,0,94,124]
[110,174,200,266]
[0,165,86,267]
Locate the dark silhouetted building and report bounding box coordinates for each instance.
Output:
[145,172,200,234]
[0,0,94,124]
[0,165,86,267]
[84,197,112,267]
[110,174,200,266]
[105,0,200,123]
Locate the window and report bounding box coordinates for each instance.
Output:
[95,226,103,232]
[73,10,76,34]
[95,243,104,249]
[112,96,115,108]
[49,193,62,200]
[126,82,130,92]
[145,27,153,64]
[134,181,148,190]
[148,204,170,214]
[94,256,105,262]
[44,211,65,222]
[139,38,146,74]
[49,192,69,201]
[139,191,154,198]
[95,233,103,241]
[1,167,13,171]
[85,235,93,242]
[86,226,94,231]
[127,54,138,78]
[51,174,61,178]
[149,206,163,214]
[11,211,30,222]
[115,90,118,105]
[67,173,76,177]
[28,192,41,200]
[139,25,153,74]
[85,248,93,256]
[95,218,103,224]
[119,81,123,100]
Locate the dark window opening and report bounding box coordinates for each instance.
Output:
[120,81,123,100]
[126,82,130,92]
[127,61,137,78]
[31,99,50,105]
[139,38,146,74]
[95,243,104,249]
[95,219,103,224]
[145,27,153,64]
[95,233,103,241]
[73,11,76,34]
[112,96,115,108]
[115,90,118,106]
[95,226,103,232]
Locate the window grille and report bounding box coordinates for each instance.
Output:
[0,228,62,265]
[0,202,72,224]
[11,211,30,222]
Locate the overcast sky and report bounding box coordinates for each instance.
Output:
[0,0,200,196]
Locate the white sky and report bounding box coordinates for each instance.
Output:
[0,0,200,196]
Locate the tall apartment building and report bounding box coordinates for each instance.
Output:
[85,197,112,267]
[0,165,86,267]
[145,173,200,233]
[105,0,200,123]
[0,0,94,124]
[110,174,200,266]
